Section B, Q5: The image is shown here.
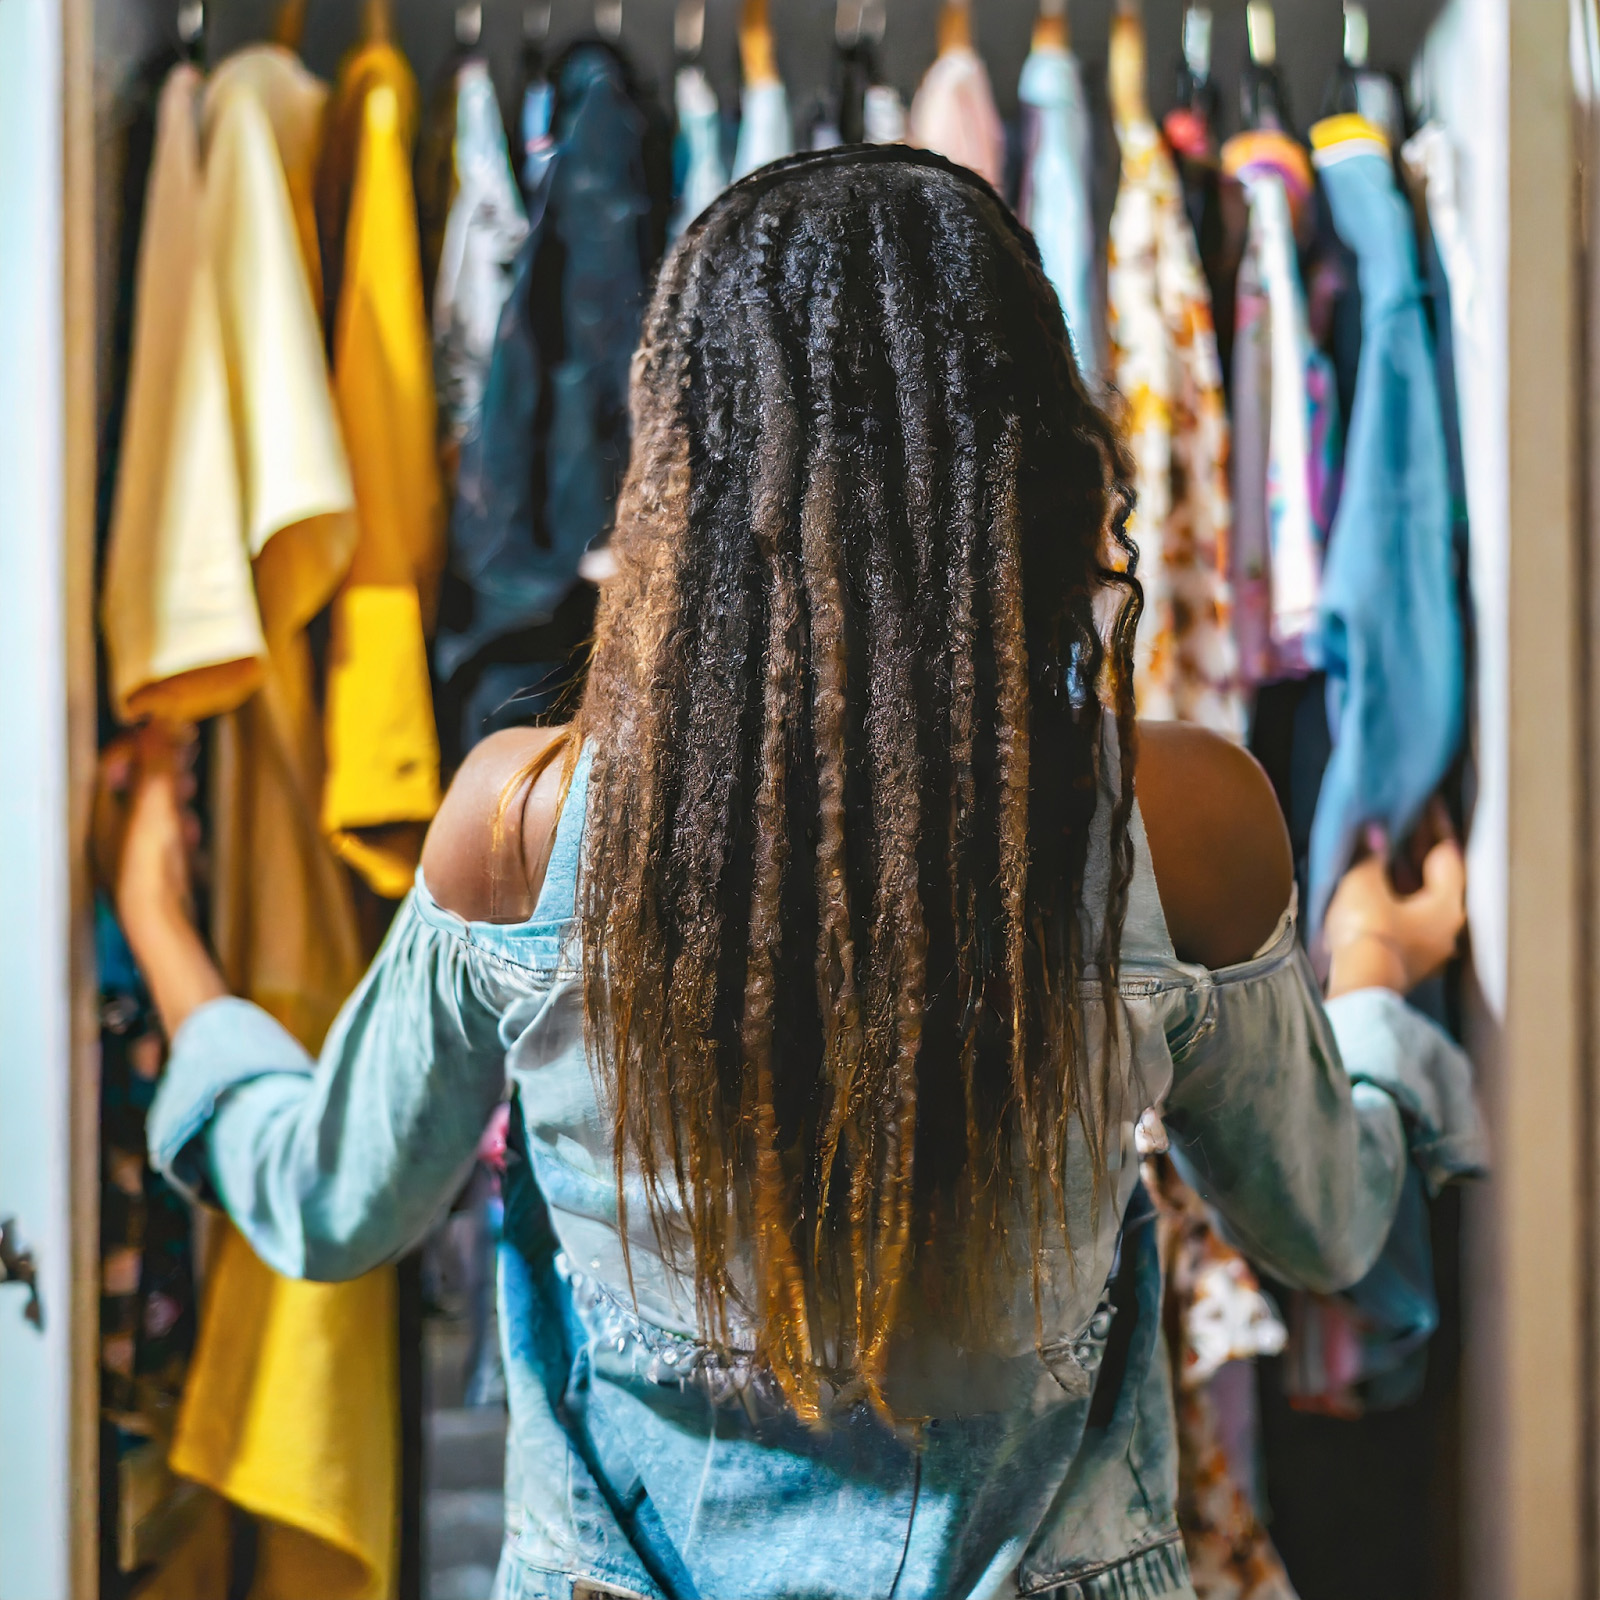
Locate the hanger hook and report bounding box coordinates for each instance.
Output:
[1245,0,1275,66]
[1182,6,1211,81]
[1343,2,1369,70]
[595,0,623,39]
[177,0,205,48]
[456,1,483,45]
[675,0,706,56]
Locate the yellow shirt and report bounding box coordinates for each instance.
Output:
[319,42,446,898]
[100,65,261,725]
[101,49,397,1600]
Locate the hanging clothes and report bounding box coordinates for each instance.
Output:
[1222,131,1340,687]
[908,42,1005,193]
[520,56,559,197]
[318,42,446,898]
[189,50,396,1600]
[1144,1152,1298,1600]
[1106,20,1241,736]
[863,82,906,143]
[435,42,654,760]
[733,78,793,178]
[100,48,397,1600]
[434,58,530,453]
[1402,122,1478,550]
[670,64,728,237]
[101,66,263,727]
[1016,40,1098,377]
[96,894,216,1587]
[1306,114,1462,929]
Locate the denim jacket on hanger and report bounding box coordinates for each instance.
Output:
[1306,115,1464,930]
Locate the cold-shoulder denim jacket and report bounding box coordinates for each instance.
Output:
[149,743,1482,1600]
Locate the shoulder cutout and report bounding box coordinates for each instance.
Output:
[1135,720,1293,969]
[420,725,574,924]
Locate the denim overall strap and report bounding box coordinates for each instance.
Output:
[529,740,593,925]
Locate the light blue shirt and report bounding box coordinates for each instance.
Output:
[1017,47,1098,379]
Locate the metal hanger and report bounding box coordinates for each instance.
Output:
[1170,4,1216,144]
[455,1,484,48]
[1241,0,1288,131]
[1182,5,1211,83]
[1343,2,1370,71]
[176,0,205,63]
[675,0,707,61]
[595,0,623,42]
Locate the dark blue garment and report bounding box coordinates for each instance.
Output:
[435,44,657,704]
[1308,140,1463,929]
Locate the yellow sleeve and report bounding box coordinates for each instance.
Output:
[322,67,445,897]
[101,66,264,726]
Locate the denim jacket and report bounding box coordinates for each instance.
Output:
[149,742,1482,1600]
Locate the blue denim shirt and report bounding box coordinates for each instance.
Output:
[149,745,1482,1600]
[1307,119,1465,929]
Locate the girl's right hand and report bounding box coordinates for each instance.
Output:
[1324,834,1467,998]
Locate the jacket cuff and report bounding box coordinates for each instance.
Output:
[147,996,315,1201]
[1326,987,1488,1192]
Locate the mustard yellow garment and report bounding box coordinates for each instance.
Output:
[100,66,262,726]
[320,43,446,898]
[106,48,398,1600]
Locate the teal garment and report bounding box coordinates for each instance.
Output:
[149,737,1482,1600]
[1308,135,1464,930]
[669,65,727,240]
[1017,46,1098,378]
[731,79,792,181]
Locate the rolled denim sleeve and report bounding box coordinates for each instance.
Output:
[148,889,519,1282]
[1161,915,1482,1295]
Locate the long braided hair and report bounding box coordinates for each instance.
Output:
[571,146,1140,1417]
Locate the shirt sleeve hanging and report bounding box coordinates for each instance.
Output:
[1305,114,1463,929]
[320,43,447,898]
[101,66,263,727]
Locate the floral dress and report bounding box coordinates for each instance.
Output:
[1108,111,1243,737]
[1145,1146,1300,1600]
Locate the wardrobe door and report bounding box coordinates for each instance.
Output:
[0,0,99,1592]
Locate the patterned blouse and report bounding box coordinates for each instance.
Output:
[1108,113,1244,738]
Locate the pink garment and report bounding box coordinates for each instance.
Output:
[908,47,1005,193]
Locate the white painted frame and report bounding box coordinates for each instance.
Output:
[0,0,100,1592]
